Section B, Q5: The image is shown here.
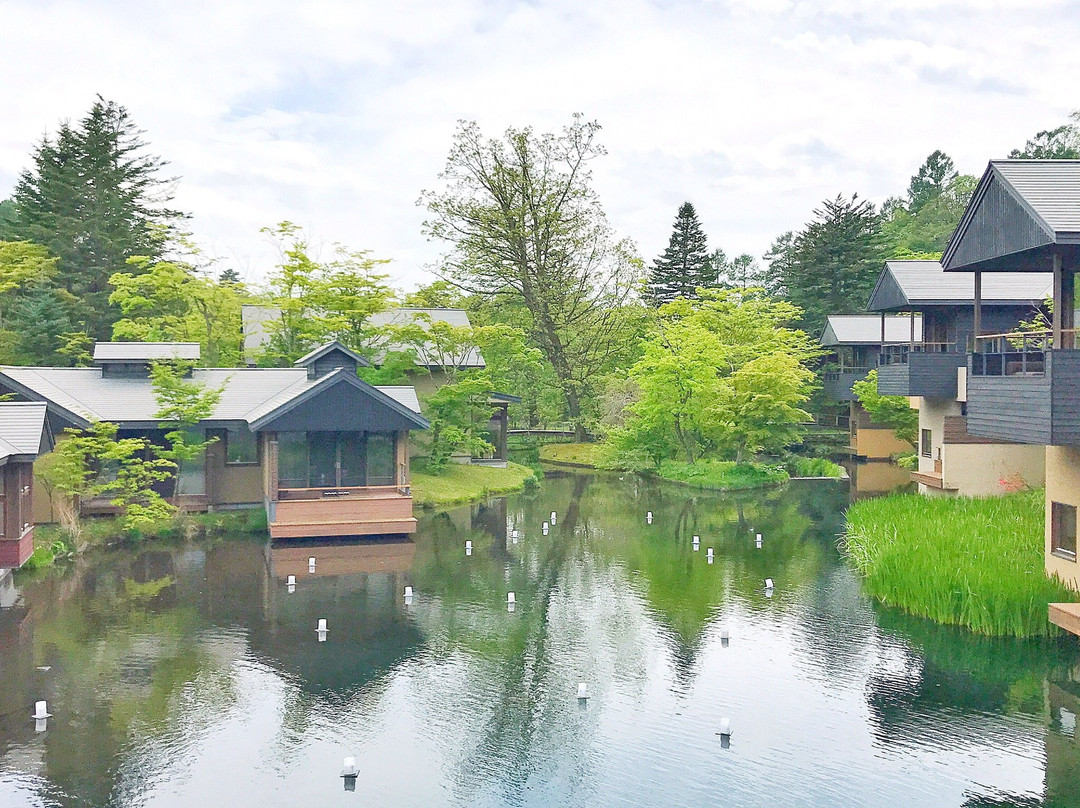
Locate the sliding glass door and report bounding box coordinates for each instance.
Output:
[276,431,395,488]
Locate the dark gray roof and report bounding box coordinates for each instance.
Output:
[0,366,422,429]
[992,160,1080,236]
[867,260,1052,311]
[293,341,370,368]
[93,342,201,362]
[943,160,1080,272]
[820,315,922,346]
[0,402,50,461]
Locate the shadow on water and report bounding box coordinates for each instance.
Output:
[0,470,1078,808]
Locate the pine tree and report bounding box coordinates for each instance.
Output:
[647,202,714,304]
[8,97,185,338]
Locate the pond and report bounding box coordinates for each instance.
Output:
[1,471,1079,808]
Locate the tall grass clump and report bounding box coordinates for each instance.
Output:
[844,489,1076,637]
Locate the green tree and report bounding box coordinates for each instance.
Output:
[1010,111,1080,159]
[7,97,185,338]
[852,369,918,444]
[616,290,819,465]
[717,252,769,291]
[257,222,396,365]
[109,255,247,366]
[647,202,716,303]
[0,199,17,240]
[404,279,468,308]
[423,374,495,469]
[906,150,957,213]
[779,194,885,333]
[36,421,176,538]
[884,152,976,256]
[421,116,641,440]
[150,361,224,505]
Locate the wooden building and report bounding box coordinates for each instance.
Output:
[819,313,922,459]
[940,159,1080,626]
[0,403,52,569]
[867,259,1048,496]
[0,341,428,541]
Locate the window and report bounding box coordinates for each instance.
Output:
[225,425,258,465]
[0,467,6,537]
[275,431,397,489]
[921,429,933,458]
[1052,502,1077,561]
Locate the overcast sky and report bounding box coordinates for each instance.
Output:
[1,0,1078,289]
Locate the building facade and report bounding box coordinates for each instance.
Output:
[0,403,51,569]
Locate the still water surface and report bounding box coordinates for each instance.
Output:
[1,471,1079,807]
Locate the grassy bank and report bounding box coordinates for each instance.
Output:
[410,461,538,508]
[844,489,1076,637]
[654,459,789,491]
[538,442,615,468]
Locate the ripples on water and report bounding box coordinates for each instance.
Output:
[1,472,1079,807]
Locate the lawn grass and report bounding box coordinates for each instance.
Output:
[410,461,538,508]
[654,459,789,491]
[538,442,615,468]
[844,489,1077,637]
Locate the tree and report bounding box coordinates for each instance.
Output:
[150,361,224,506]
[906,150,957,213]
[0,199,17,240]
[257,222,396,365]
[615,290,819,465]
[647,202,715,303]
[0,241,58,359]
[717,252,769,291]
[109,255,247,366]
[422,374,495,470]
[1010,111,1080,159]
[404,279,468,308]
[7,97,186,338]
[35,421,176,538]
[852,369,918,444]
[421,116,641,440]
[778,194,885,333]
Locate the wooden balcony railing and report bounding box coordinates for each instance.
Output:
[879,341,957,366]
[971,329,1079,377]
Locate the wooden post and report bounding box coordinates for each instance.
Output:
[880,313,886,346]
[973,270,982,349]
[1064,263,1076,350]
[1053,253,1063,349]
[909,312,915,350]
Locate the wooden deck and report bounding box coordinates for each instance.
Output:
[910,470,954,490]
[269,486,417,539]
[1049,602,1080,637]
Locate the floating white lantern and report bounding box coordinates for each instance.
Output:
[317,618,327,631]
[287,575,296,586]
[755,537,763,549]
[32,701,51,720]
[341,757,359,778]
[765,578,774,590]
[550,511,557,525]
[720,628,730,647]
[308,557,316,573]
[542,522,549,535]
[693,535,700,543]
[719,717,732,737]
[646,511,653,524]
[707,547,714,564]
[404,586,414,605]
[507,592,516,604]
[287,583,296,594]
[577,683,589,700]
[756,533,762,543]
[465,540,473,556]
[692,535,700,551]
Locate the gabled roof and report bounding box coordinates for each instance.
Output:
[943,160,1080,272]
[0,366,425,431]
[867,260,1052,311]
[248,368,428,431]
[820,315,922,347]
[93,342,201,362]
[0,402,51,462]
[293,340,370,368]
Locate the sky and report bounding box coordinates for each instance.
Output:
[1,0,1079,290]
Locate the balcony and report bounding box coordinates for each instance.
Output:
[821,367,874,402]
[966,330,1080,445]
[876,343,966,398]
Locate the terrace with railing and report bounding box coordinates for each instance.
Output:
[875,341,967,398]
[970,329,1078,376]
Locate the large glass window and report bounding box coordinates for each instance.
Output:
[339,433,367,487]
[226,425,258,464]
[920,429,933,458]
[277,432,309,489]
[366,434,396,485]
[1052,501,1077,561]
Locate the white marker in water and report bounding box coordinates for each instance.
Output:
[577,683,589,700]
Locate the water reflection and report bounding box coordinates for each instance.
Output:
[0,473,1078,808]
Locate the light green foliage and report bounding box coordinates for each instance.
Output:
[472,323,561,427]
[404,279,467,308]
[258,221,396,364]
[150,361,224,502]
[616,290,819,465]
[388,313,479,385]
[882,152,976,257]
[37,422,176,537]
[845,490,1075,637]
[357,350,417,385]
[852,369,918,444]
[422,116,642,439]
[537,442,617,468]
[784,456,845,478]
[109,254,247,366]
[410,461,537,508]
[423,373,496,470]
[655,459,789,491]
[0,241,59,362]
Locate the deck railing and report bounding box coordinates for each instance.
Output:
[971,329,1079,376]
[878,341,956,366]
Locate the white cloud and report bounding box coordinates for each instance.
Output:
[1,0,1078,287]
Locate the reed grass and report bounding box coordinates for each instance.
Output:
[844,489,1076,637]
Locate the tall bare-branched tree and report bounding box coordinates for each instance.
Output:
[421,115,641,439]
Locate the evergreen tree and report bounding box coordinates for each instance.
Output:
[0,199,17,240]
[8,97,185,338]
[906,150,956,213]
[779,194,885,333]
[647,202,714,303]
[1010,111,1080,159]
